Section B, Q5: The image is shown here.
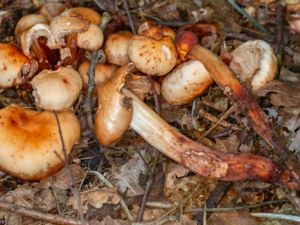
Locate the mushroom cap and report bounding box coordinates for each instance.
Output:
[128,35,178,76]
[61,7,101,25]
[15,14,48,42]
[161,60,213,105]
[229,40,277,90]
[39,3,64,21]
[50,15,90,48]
[104,31,133,66]
[78,61,117,89]
[0,105,80,180]
[77,23,104,51]
[31,66,83,111]
[95,65,133,146]
[20,23,54,57]
[0,43,30,88]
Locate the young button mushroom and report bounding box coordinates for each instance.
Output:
[15,14,49,43]
[128,22,178,76]
[0,105,80,180]
[104,31,133,66]
[161,60,213,105]
[78,61,117,89]
[229,40,278,90]
[0,43,30,88]
[31,66,82,111]
[95,65,134,146]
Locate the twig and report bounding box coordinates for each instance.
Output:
[194,181,232,225]
[83,50,102,130]
[0,200,82,225]
[137,88,162,221]
[54,112,86,225]
[227,0,271,35]
[275,2,286,77]
[89,170,134,221]
[251,213,300,222]
[197,104,238,141]
[186,199,288,212]
[50,177,63,216]
[123,0,136,35]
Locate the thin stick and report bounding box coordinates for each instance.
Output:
[251,213,300,222]
[89,170,134,221]
[186,199,288,212]
[227,0,271,35]
[123,0,136,35]
[197,104,238,141]
[54,112,86,225]
[194,181,232,225]
[84,50,102,130]
[0,200,82,225]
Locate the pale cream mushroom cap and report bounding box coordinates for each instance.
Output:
[128,35,178,76]
[161,60,213,105]
[0,105,80,180]
[0,43,30,88]
[77,23,104,51]
[61,7,101,25]
[104,31,133,65]
[78,61,117,89]
[50,15,89,48]
[20,23,55,57]
[39,3,64,21]
[229,40,277,90]
[31,66,83,111]
[15,14,48,42]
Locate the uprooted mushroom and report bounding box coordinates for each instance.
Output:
[95,64,299,190]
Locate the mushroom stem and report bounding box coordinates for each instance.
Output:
[189,45,284,157]
[122,88,300,190]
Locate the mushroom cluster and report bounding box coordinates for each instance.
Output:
[0,3,298,191]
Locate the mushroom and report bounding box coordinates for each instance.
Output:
[104,31,133,66]
[95,65,133,146]
[229,40,278,90]
[78,61,117,89]
[31,66,82,111]
[0,43,30,88]
[15,14,48,43]
[61,7,101,25]
[0,105,80,180]
[95,64,299,190]
[50,15,104,51]
[39,3,65,21]
[128,22,178,76]
[161,60,213,105]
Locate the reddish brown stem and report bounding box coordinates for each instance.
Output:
[63,33,78,67]
[123,88,299,190]
[190,45,285,158]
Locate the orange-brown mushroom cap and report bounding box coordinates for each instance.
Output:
[95,65,134,146]
[0,105,80,180]
[0,43,30,88]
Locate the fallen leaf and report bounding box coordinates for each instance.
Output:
[208,210,259,225]
[39,164,84,190]
[67,188,120,213]
[115,150,147,197]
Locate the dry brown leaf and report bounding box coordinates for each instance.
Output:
[131,204,166,222]
[115,151,146,197]
[208,210,259,225]
[255,80,300,107]
[38,164,84,190]
[34,189,56,211]
[68,188,120,213]
[214,134,241,153]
